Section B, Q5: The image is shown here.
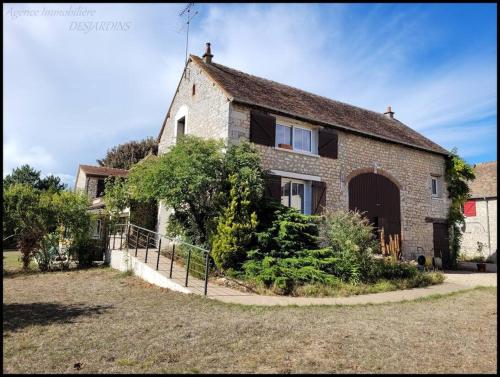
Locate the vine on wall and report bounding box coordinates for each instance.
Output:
[444,148,475,268]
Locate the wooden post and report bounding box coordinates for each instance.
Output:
[380,228,385,255]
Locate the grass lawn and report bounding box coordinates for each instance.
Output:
[3,267,497,373]
[2,249,36,273]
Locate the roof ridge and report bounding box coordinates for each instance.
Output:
[79,164,129,172]
[204,57,399,123]
[474,160,497,166]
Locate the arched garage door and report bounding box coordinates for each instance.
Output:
[348,173,401,243]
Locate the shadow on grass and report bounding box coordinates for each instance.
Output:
[3,302,113,332]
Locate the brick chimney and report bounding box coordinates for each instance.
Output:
[202,42,213,64]
[384,106,395,119]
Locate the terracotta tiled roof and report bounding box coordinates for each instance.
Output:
[469,161,497,199]
[79,165,129,178]
[190,55,449,156]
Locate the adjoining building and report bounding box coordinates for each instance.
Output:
[461,161,497,262]
[155,43,452,265]
[74,164,130,238]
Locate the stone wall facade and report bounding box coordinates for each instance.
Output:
[86,177,98,199]
[228,103,450,257]
[158,61,231,154]
[157,60,231,234]
[156,66,450,258]
[461,198,497,261]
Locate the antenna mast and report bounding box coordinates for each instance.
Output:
[179,3,198,66]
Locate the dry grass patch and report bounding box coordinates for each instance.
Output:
[3,267,497,373]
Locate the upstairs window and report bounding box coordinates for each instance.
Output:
[431,177,439,197]
[275,124,313,153]
[176,116,186,141]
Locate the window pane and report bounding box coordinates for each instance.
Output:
[276,124,284,145]
[293,128,311,152]
[277,124,292,146]
[281,181,290,206]
[303,129,311,151]
[293,128,301,150]
[290,182,305,213]
[432,179,437,195]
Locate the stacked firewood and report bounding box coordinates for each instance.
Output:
[379,228,401,261]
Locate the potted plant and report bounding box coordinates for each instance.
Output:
[278,143,292,150]
[476,241,487,272]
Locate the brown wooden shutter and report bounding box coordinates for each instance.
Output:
[264,174,282,201]
[318,128,338,159]
[311,181,327,215]
[250,110,276,146]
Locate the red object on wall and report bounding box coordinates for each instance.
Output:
[463,200,476,217]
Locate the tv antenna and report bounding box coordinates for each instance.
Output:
[178,3,198,66]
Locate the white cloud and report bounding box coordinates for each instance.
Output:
[3,140,55,176]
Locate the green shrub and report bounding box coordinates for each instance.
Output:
[33,232,60,271]
[366,259,418,282]
[211,175,258,271]
[249,206,321,260]
[68,237,100,268]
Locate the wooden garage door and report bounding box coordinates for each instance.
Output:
[348,173,401,243]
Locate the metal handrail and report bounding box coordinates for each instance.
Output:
[109,223,211,295]
[3,234,16,242]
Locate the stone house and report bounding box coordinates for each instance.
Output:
[74,164,129,237]
[461,161,497,262]
[156,43,451,263]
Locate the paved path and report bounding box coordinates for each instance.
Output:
[126,248,496,306]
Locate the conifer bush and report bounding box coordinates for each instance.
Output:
[211,174,258,270]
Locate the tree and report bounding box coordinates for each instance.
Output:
[3,184,90,271]
[3,184,54,270]
[38,175,66,192]
[445,148,475,268]
[211,174,258,270]
[127,136,224,247]
[103,177,130,224]
[3,164,65,192]
[97,137,158,170]
[4,165,41,189]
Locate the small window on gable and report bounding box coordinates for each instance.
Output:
[463,200,476,217]
[192,84,196,96]
[176,116,185,141]
[431,177,439,197]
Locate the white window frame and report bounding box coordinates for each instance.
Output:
[280,177,312,215]
[174,105,189,142]
[292,125,312,153]
[431,176,439,197]
[276,124,292,146]
[275,122,317,155]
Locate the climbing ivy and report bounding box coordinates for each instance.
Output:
[445,148,475,268]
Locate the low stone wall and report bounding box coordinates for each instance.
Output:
[107,249,191,294]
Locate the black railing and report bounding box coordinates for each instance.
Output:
[108,223,212,296]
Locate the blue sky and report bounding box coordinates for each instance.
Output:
[3,3,497,187]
